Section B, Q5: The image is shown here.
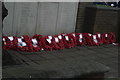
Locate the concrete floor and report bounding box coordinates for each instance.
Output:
[2,44,119,78]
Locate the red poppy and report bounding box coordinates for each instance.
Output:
[84,33,94,46]
[41,35,53,51]
[76,33,87,46]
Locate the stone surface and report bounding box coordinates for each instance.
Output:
[3,45,118,78]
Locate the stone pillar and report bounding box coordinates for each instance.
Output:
[75,2,93,33]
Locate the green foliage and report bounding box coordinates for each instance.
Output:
[95,4,114,8]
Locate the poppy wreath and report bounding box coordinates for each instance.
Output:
[94,33,103,45]
[55,34,65,50]
[31,38,41,52]
[15,36,29,52]
[3,36,15,50]
[32,34,44,51]
[52,35,62,50]
[85,33,103,46]
[101,32,118,45]
[59,33,69,48]
[92,33,103,46]
[76,33,87,46]
[109,32,116,44]
[41,35,53,51]
[2,32,118,52]
[68,32,77,47]
[102,33,111,44]
[21,35,35,52]
[12,36,19,51]
[61,33,75,48]
[84,33,95,46]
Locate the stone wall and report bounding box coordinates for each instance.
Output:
[75,2,93,33]
[93,8,118,35]
[76,3,119,42]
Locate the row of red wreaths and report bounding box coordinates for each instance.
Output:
[2,32,118,52]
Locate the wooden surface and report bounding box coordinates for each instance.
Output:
[3,2,78,36]
[2,44,118,78]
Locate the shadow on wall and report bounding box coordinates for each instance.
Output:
[2,2,8,22]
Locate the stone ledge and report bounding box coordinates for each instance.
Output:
[86,6,120,11]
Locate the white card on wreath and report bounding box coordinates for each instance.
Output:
[41,48,44,51]
[48,36,52,40]
[18,42,22,46]
[88,33,92,36]
[72,34,75,37]
[98,34,101,38]
[65,36,69,41]
[22,42,27,46]
[18,38,22,43]
[79,34,83,38]
[4,42,6,45]
[8,36,14,41]
[21,36,24,39]
[32,39,38,44]
[62,34,66,36]
[33,44,37,47]
[105,34,108,37]
[94,39,98,43]
[55,37,59,43]
[79,39,82,42]
[58,35,62,39]
[3,38,5,41]
[93,35,97,39]
[46,39,52,43]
